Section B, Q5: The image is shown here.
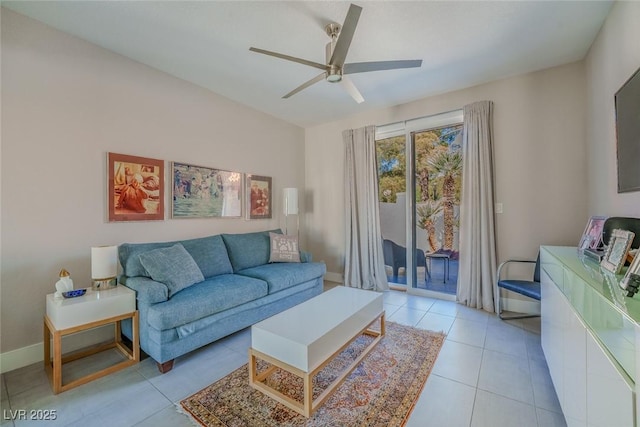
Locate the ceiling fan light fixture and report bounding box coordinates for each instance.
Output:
[327,67,342,83]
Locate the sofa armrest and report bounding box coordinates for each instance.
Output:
[300,250,313,263]
[121,277,169,304]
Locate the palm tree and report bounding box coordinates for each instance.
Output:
[428,151,462,249]
[417,200,443,252]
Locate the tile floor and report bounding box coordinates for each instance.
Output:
[0,288,566,427]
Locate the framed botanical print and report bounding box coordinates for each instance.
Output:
[108,152,164,222]
[601,229,635,274]
[171,162,242,218]
[246,174,272,219]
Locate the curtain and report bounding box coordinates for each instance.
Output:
[343,125,389,291]
[457,101,497,312]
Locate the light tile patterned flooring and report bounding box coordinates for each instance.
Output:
[1,288,566,427]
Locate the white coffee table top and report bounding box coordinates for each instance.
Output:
[251,286,383,372]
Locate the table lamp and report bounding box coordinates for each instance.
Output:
[92,245,118,290]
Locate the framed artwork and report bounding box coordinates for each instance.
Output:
[171,162,242,218]
[108,152,164,222]
[246,174,272,219]
[601,229,635,274]
[579,216,607,250]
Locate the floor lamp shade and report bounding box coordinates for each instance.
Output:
[283,188,298,215]
[91,246,118,289]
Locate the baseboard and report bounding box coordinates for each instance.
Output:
[501,296,541,315]
[0,325,113,374]
[0,342,43,374]
[324,271,343,283]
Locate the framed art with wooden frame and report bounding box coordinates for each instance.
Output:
[578,215,607,250]
[108,152,164,222]
[246,174,272,219]
[171,162,243,218]
[601,229,635,274]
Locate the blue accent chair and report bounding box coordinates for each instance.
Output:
[496,253,541,320]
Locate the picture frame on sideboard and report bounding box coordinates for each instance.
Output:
[579,215,607,251]
[601,229,635,274]
[619,252,640,297]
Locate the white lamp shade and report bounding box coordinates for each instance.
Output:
[283,188,298,215]
[91,246,118,280]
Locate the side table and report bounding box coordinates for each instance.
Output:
[425,253,450,283]
[44,286,139,394]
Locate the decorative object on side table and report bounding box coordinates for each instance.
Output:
[601,229,635,274]
[62,289,86,298]
[620,251,640,297]
[108,152,164,222]
[92,245,118,290]
[54,269,74,299]
[246,174,272,219]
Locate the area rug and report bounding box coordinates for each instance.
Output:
[179,322,445,427]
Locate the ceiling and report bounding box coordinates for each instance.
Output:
[3,1,613,128]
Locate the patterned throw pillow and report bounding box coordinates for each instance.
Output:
[138,243,205,297]
[269,232,301,263]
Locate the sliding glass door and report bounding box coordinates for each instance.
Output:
[377,111,463,297]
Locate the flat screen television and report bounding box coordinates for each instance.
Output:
[615,66,640,193]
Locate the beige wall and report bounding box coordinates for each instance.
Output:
[585,1,640,216]
[305,62,588,279]
[1,10,305,357]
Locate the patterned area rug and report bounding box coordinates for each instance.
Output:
[179,322,445,427]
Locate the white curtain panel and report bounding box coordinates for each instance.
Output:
[457,101,497,312]
[343,125,389,291]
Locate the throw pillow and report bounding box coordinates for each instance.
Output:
[138,243,205,297]
[269,232,301,263]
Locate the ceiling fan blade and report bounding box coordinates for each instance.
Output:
[250,47,327,71]
[342,76,364,104]
[283,72,326,99]
[344,60,423,75]
[329,3,362,67]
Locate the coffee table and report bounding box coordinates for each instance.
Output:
[249,286,385,417]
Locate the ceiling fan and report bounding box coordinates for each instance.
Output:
[249,3,422,103]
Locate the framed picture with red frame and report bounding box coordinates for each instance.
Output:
[108,152,164,222]
[246,174,272,219]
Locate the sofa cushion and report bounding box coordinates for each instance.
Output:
[238,262,326,294]
[269,232,301,263]
[222,229,281,272]
[119,235,233,279]
[146,274,268,331]
[138,244,205,297]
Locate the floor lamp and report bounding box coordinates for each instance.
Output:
[283,188,299,237]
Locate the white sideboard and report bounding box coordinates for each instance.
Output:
[540,246,638,427]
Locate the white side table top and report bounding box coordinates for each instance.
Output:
[251,286,383,372]
[46,286,136,330]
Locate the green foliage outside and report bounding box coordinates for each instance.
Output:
[377,125,463,251]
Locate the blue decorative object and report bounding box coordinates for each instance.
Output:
[62,289,86,298]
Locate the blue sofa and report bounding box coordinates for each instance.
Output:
[118,230,326,373]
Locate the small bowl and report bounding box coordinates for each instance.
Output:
[62,289,87,298]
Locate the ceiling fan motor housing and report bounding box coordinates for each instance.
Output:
[325,36,342,82]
